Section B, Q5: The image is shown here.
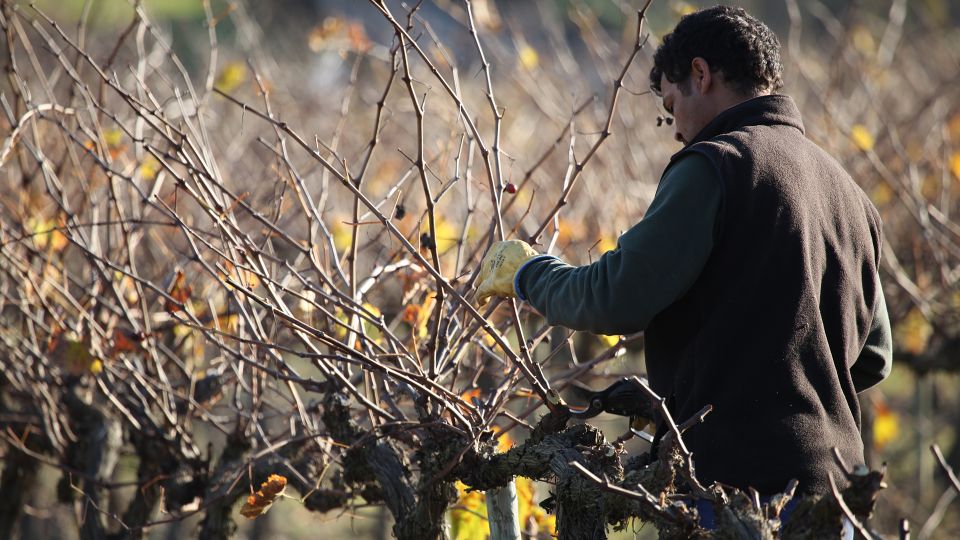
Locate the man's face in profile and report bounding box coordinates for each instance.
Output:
[659,74,701,145]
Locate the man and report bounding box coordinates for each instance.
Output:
[476,5,892,499]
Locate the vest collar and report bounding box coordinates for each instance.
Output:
[681,94,805,148]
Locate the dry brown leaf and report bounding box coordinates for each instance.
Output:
[112,327,146,356]
[239,474,287,519]
[164,269,193,313]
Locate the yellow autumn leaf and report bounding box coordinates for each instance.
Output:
[139,155,160,181]
[102,127,123,148]
[870,183,893,207]
[873,401,899,450]
[87,127,127,159]
[556,218,586,246]
[894,307,932,355]
[215,61,247,93]
[117,273,139,304]
[510,184,532,209]
[333,308,350,340]
[949,152,960,180]
[27,216,68,252]
[481,325,505,348]
[450,481,488,540]
[450,477,556,540]
[850,124,875,152]
[423,217,458,255]
[598,334,620,348]
[518,45,539,71]
[598,237,617,254]
[516,477,556,537]
[479,431,558,540]
[671,1,697,17]
[332,219,353,252]
[359,302,383,345]
[333,305,383,348]
[454,430,556,538]
[214,312,240,334]
[172,323,193,339]
[494,429,513,453]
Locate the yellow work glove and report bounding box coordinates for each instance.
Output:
[475,240,539,306]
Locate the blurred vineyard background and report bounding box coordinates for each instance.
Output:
[3,0,960,538]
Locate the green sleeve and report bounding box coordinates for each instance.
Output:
[517,153,721,334]
[851,277,893,392]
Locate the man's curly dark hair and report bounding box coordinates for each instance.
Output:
[650,5,783,96]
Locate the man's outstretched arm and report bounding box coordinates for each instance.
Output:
[516,153,721,335]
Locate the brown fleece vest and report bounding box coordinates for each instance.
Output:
[645,95,883,495]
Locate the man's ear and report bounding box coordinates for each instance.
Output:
[690,57,713,95]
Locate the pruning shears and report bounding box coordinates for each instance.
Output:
[567,377,657,443]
